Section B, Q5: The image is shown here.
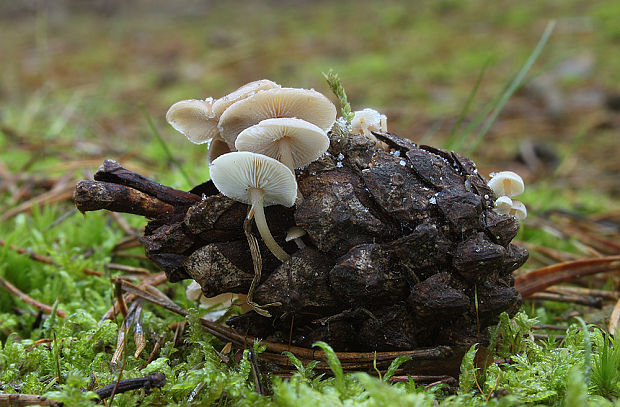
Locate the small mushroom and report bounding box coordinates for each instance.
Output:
[209,151,297,262]
[166,98,219,144]
[286,226,307,249]
[487,171,525,197]
[186,280,203,301]
[218,87,337,148]
[234,117,329,172]
[211,79,281,117]
[508,200,527,221]
[494,196,513,214]
[206,136,232,164]
[351,108,388,143]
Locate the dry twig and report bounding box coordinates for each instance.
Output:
[0,276,66,318]
[515,256,620,297]
[0,239,103,276]
[116,279,453,371]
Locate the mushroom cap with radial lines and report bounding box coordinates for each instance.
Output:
[166,98,219,144]
[212,79,280,117]
[209,151,297,207]
[218,87,337,148]
[494,196,513,214]
[235,118,329,169]
[509,200,527,221]
[487,171,525,197]
[285,226,307,242]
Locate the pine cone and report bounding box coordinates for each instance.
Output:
[75,131,528,352]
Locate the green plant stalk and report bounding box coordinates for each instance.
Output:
[574,316,592,384]
[323,69,354,124]
[464,20,556,155]
[139,103,194,187]
[446,57,491,150]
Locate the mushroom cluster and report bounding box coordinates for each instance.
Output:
[75,79,530,353]
[167,80,338,314]
[488,171,527,221]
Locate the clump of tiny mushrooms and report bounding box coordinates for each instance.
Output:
[487,170,527,221]
[169,79,394,314]
[351,108,387,144]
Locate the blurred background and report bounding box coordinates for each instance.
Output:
[0,0,618,217]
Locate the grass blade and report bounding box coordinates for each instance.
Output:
[313,341,345,396]
[445,57,491,150]
[463,20,556,155]
[139,104,194,187]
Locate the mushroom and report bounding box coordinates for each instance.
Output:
[206,136,232,164]
[186,281,243,320]
[218,87,337,149]
[508,200,527,221]
[234,117,329,172]
[209,151,297,262]
[487,171,525,197]
[166,98,219,144]
[286,226,307,249]
[211,79,280,117]
[351,108,388,143]
[186,280,203,301]
[494,196,513,214]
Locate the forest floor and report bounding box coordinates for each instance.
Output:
[1,1,619,405]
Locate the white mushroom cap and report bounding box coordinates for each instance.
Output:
[509,200,527,221]
[218,87,337,148]
[285,226,307,242]
[212,79,281,117]
[166,98,219,144]
[351,108,388,135]
[487,171,525,197]
[206,136,232,165]
[186,280,203,301]
[235,118,329,170]
[494,196,513,214]
[209,151,297,207]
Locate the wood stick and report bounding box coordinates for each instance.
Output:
[0,276,66,317]
[388,375,455,384]
[99,272,168,322]
[546,285,620,301]
[108,211,139,237]
[112,236,142,252]
[74,180,175,218]
[0,394,62,406]
[118,280,452,366]
[94,160,201,206]
[515,241,578,263]
[0,184,75,221]
[0,239,103,277]
[514,256,620,297]
[529,291,602,307]
[106,263,151,275]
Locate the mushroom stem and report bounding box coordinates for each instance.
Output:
[294,238,306,249]
[248,188,291,262]
[243,214,281,317]
[503,178,513,196]
[278,138,295,172]
[278,138,305,204]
